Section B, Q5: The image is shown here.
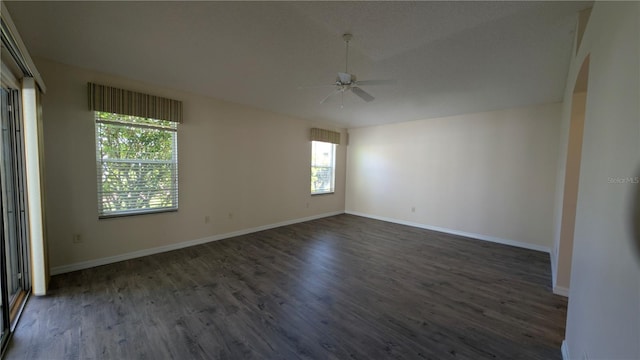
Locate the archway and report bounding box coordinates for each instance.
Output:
[556,55,590,292]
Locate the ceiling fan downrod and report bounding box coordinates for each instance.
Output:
[343,33,352,74]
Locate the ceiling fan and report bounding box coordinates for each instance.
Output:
[303,33,396,108]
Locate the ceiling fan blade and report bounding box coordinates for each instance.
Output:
[320,89,341,104]
[298,84,338,90]
[355,79,397,86]
[338,72,352,84]
[351,87,375,102]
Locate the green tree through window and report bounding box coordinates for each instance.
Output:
[95,111,178,217]
[311,140,336,194]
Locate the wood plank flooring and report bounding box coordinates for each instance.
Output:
[5,214,567,360]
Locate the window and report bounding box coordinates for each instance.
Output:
[89,82,182,217]
[95,111,178,217]
[311,140,336,194]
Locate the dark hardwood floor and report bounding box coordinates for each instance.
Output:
[6,214,567,360]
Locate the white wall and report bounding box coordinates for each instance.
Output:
[346,103,561,251]
[37,58,346,273]
[562,2,640,359]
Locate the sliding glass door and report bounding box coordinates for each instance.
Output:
[0,87,5,345]
[0,86,31,351]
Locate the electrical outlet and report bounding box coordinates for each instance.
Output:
[204,215,210,224]
[72,234,82,244]
[411,206,416,213]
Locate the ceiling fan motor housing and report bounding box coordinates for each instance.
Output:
[337,72,355,86]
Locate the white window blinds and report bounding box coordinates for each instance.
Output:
[95,111,178,217]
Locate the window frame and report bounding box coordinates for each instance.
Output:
[310,140,337,195]
[94,111,178,219]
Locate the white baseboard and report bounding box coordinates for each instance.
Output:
[50,211,344,275]
[561,340,570,360]
[553,286,570,297]
[345,211,551,253]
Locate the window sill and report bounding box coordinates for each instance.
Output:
[311,192,335,196]
[99,208,177,220]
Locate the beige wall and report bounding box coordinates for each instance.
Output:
[554,90,587,293]
[37,58,346,272]
[562,2,640,359]
[345,103,561,251]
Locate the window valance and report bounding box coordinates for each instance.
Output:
[310,128,340,145]
[88,82,182,123]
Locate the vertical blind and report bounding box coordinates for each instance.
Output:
[88,82,183,123]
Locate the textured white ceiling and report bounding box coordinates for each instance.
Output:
[6,1,591,128]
